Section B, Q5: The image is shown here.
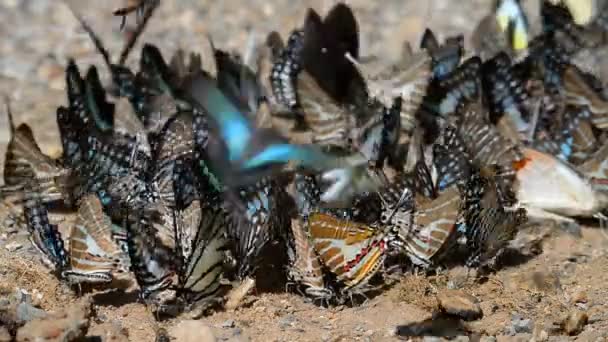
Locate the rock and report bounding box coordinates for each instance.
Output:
[562,310,588,336]
[16,302,47,323]
[16,298,91,342]
[513,319,533,334]
[222,319,236,328]
[278,314,296,329]
[169,320,216,342]
[436,289,483,321]
[480,337,497,342]
[0,327,11,342]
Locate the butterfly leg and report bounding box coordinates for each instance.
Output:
[519,206,577,225]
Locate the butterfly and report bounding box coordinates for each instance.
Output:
[269,30,304,113]
[223,177,290,280]
[23,189,69,274]
[463,169,528,268]
[454,99,523,206]
[387,133,470,268]
[125,207,178,309]
[578,141,608,182]
[298,4,363,105]
[561,65,608,129]
[62,194,131,284]
[429,56,482,117]
[345,47,432,136]
[531,105,591,163]
[481,52,530,127]
[472,0,529,59]
[173,199,229,311]
[183,70,383,205]
[495,0,530,52]
[308,212,387,299]
[287,218,334,302]
[570,117,598,163]
[546,0,597,25]
[419,28,464,82]
[514,147,608,221]
[1,103,70,207]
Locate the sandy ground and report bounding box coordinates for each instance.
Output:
[1,1,608,341]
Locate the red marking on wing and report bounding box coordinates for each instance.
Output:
[343,240,385,272]
[512,157,531,171]
[591,177,608,185]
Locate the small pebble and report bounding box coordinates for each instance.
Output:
[222,319,236,328]
[562,310,588,336]
[278,314,296,328]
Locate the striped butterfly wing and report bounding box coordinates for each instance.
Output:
[23,190,69,273]
[175,201,228,308]
[456,99,523,206]
[2,121,69,206]
[225,178,285,279]
[404,186,462,267]
[296,70,353,148]
[288,218,333,300]
[347,50,432,134]
[63,194,130,284]
[562,65,608,129]
[308,213,386,291]
[465,205,527,267]
[150,110,195,169]
[578,141,608,182]
[570,118,598,163]
[125,209,177,305]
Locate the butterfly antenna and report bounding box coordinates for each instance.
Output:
[118,0,160,66]
[4,95,14,135]
[64,2,114,74]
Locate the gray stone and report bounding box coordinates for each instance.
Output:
[222,319,236,328]
[16,302,47,323]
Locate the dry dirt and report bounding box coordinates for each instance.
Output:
[1,1,608,341]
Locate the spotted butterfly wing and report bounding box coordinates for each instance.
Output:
[23,189,69,273]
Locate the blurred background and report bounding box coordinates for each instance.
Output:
[0,0,543,162]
